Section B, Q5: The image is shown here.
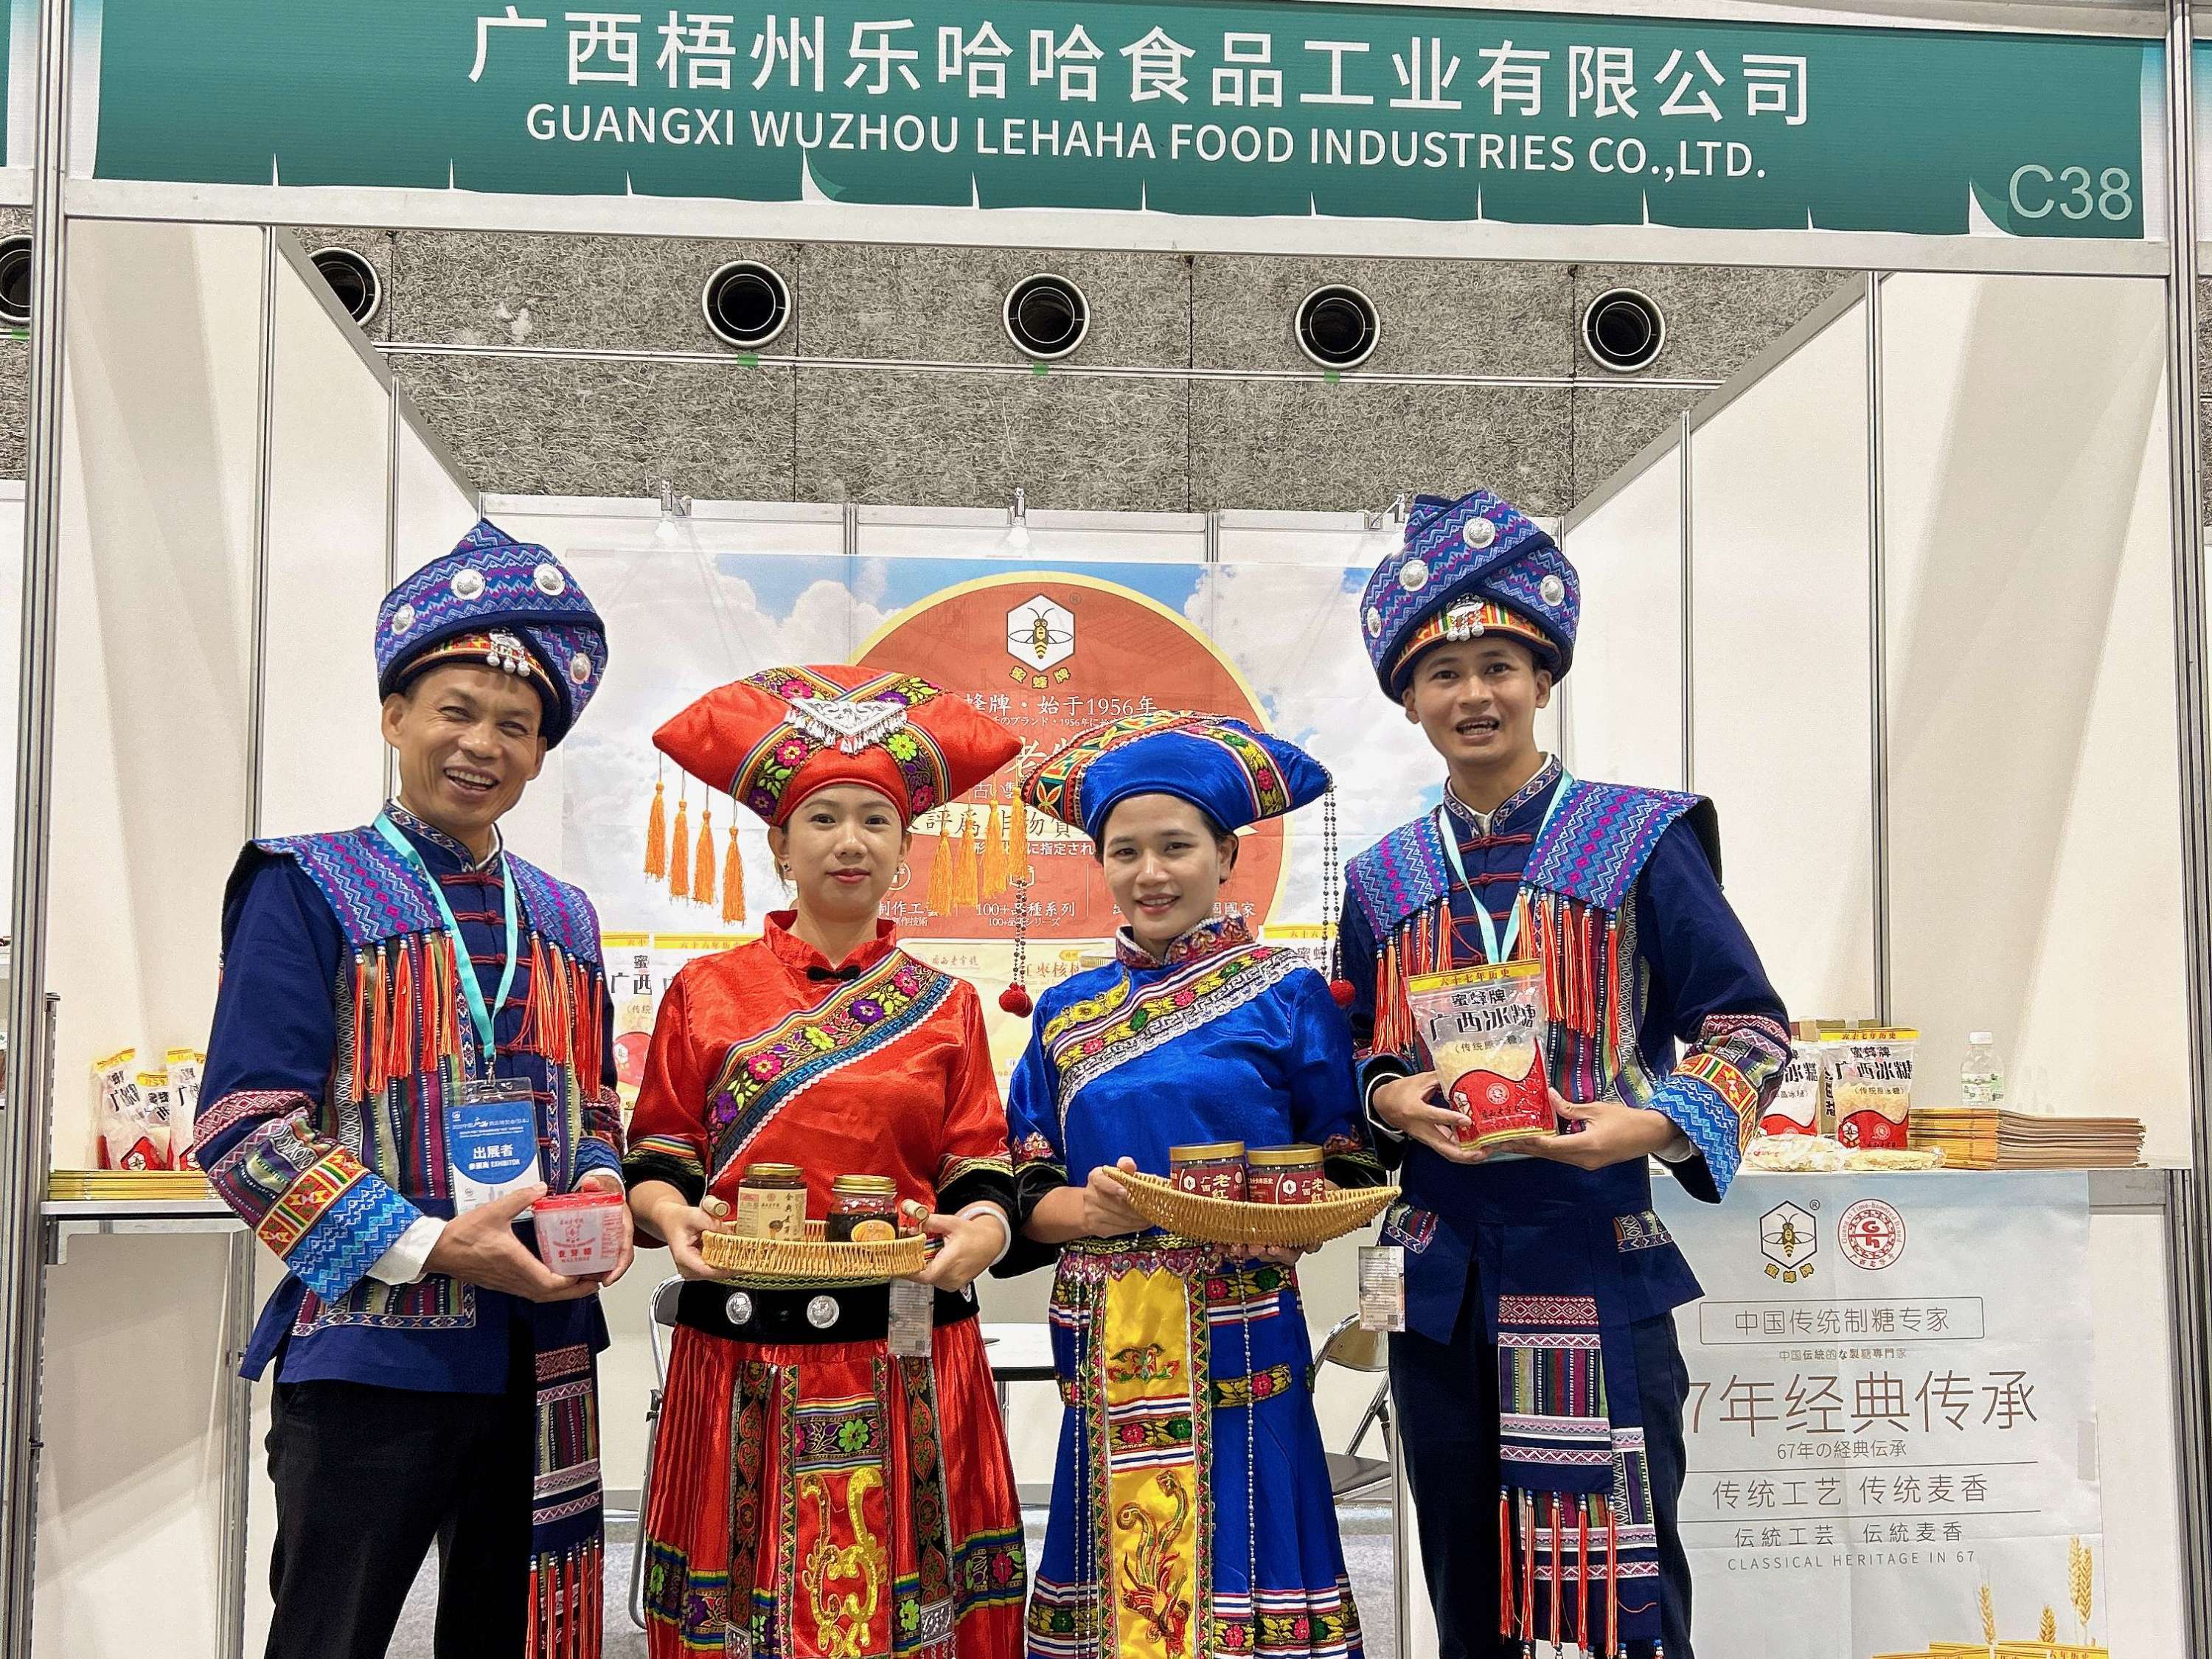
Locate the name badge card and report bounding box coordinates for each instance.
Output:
[448,1078,542,1214]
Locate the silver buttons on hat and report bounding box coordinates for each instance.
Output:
[569,652,594,685]
[1441,599,1486,641]
[806,1294,840,1330]
[1364,606,1383,639]
[451,568,486,601]
[533,563,566,597]
[1463,516,1498,550]
[1397,558,1430,594]
[723,1290,754,1326]
[390,603,416,636]
[1540,574,1567,606]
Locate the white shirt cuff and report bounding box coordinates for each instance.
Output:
[367,1214,446,1286]
[1653,1126,1699,1164]
[959,1203,1014,1267]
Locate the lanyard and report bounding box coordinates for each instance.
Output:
[1435,771,1571,965]
[373,812,521,1072]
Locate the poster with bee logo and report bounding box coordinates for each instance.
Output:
[1653,1172,2106,1658]
[556,543,1443,1082]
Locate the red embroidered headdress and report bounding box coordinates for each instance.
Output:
[654,664,1020,827]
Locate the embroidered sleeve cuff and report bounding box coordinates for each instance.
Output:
[624,1136,706,1207]
[1649,1074,1740,1202]
[280,1175,425,1301]
[367,1214,446,1286]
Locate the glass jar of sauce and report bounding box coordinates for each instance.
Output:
[1247,1144,1324,1205]
[735,1163,807,1240]
[827,1174,901,1242]
[1168,1140,1248,1202]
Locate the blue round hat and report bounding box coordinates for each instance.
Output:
[375,519,608,746]
[1359,490,1579,698]
[1023,711,1332,841]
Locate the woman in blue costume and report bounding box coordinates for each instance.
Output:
[997,712,1383,1659]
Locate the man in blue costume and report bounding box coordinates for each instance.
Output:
[198,521,628,1659]
[1339,489,1790,1659]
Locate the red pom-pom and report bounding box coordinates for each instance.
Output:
[1328,979,1357,1008]
[998,984,1034,1018]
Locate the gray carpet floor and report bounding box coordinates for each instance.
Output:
[393,1503,1407,1658]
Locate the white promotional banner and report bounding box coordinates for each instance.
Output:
[1653,1171,2105,1659]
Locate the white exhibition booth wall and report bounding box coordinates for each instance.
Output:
[19,220,2194,1656]
[1563,268,2189,1653]
[32,220,477,1656]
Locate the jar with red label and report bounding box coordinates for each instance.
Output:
[1168,1141,1247,1202]
[1248,1144,1324,1205]
[826,1174,900,1242]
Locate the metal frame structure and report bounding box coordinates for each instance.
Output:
[5,0,2212,1649]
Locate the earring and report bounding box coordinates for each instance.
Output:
[891,863,912,892]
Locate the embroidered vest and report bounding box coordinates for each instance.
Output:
[246,825,608,1324]
[1347,777,1717,1105]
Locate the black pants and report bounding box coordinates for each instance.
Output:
[1391,1288,1695,1659]
[263,1342,536,1659]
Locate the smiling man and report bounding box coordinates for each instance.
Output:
[1339,489,1790,1659]
[197,520,627,1659]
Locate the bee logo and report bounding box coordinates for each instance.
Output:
[1006,595,1076,686]
[1760,1202,1818,1284]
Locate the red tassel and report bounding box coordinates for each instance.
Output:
[998,984,1033,1017]
[1577,1499,1590,1653]
[349,953,372,1100]
[369,947,391,1096]
[1329,978,1356,1007]
[1606,1507,1619,1658]
[1499,1489,1514,1637]
[526,1560,540,1659]
[1549,1495,1562,1651]
[517,937,551,1058]
[1520,1491,1535,1644]
[386,938,417,1082]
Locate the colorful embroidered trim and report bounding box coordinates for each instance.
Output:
[729,668,947,820]
[1046,944,1301,1116]
[703,950,953,1183]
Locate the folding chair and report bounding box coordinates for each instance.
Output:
[628,1276,686,1632]
[1312,1312,1412,1658]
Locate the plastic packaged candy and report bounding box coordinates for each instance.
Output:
[532,1188,626,1277]
[1827,1029,1919,1151]
[1760,1032,1826,1138]
[1405,960,1554,1150]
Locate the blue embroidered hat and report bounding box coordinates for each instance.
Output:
[375,519,608,747]
[1360,490,1579,698]
[1024,711,1332,841]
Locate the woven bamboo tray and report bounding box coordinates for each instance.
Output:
[700,1220,930,1287]
[1116,1169,1399,1249]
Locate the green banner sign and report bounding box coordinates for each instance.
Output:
[83,0,2156,239]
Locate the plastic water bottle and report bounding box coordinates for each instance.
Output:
[1960,1032,2005,1105]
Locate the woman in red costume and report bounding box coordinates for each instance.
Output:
[625,664,1027,1659]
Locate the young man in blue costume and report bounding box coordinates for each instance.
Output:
[198,521,629,1659]
[1339,489,1790,1659]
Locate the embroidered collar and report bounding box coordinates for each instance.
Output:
[383,799,503,872]
[1113,914,1253,970]
[761,909,900,980]
[1441,755,1561,838]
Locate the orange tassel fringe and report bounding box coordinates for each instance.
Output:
[669,793,691,894]
[692,805,716,908]
[644,779,667,880]
[720,827,745,925]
